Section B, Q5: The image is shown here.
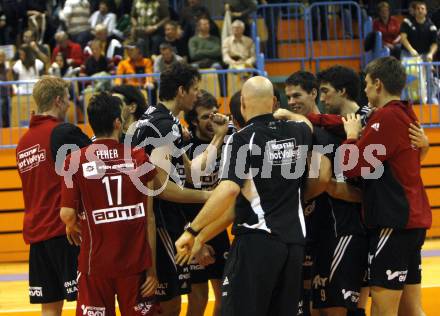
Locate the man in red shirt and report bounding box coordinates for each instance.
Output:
[16,76,91,315]
[60,93,159,315]
[342,56,431,316]
[52,31,84,68]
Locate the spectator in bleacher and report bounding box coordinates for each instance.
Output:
[21,29,50,65]
[224,0,258,36]
[26,1,49,45]
[81,40,113,76]
[12,45,44,95]
[52,31,84,68]
[400,1,438,61]
[189,17,222,69]
[131,0,169,57]
[153,20,188,60]
[115,41,154,90]
[222,19,256,68]
[180,0,220,42]
[373,1,402,59]
[89,0,123,40]
[84,24,123,64]
[154,43,184,73]
[60,0,93,48]
[48,52,79,78]
[0,50,11,127]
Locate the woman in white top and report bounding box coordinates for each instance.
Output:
[12,45,44,95]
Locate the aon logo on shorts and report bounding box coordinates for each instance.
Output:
[386,269,408,282]
[81,305,105,316]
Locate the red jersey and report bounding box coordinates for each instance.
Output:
[342,101,431,230]
[61,139,157,277]
[373,16,401,45]
[16,115,65,244]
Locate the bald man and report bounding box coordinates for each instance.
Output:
[175,76,330,316]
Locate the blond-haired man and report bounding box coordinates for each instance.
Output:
[16,76,90,316]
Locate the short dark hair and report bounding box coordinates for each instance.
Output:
[165,20,178,28]
[111,85,147,120]
[184,89,218,130]
[285,71,318,94]
[229,91,245,127]
[88,92,122,137]
[365,56,406,95]
[317,66,360,101]
[159,63,201,101]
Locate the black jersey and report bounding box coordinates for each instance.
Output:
[314,126,365,237]
[221,114,312,244]
[183,124,236,220]
[132,103,187,233]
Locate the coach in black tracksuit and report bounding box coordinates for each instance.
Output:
[175,76,331,316]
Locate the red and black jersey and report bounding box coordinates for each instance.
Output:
[16,115,90,244]
[61,139,157,277]
[342,101,431,230]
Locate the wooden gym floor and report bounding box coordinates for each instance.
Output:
[0,239,440,315]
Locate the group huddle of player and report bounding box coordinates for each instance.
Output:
[17,57,431,316]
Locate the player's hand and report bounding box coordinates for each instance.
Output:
[141,269,158,297]
[210,113,229,137]
[175,231,195,266]
[66,222,81,246]
[194,244,215,267]
[182,125,191,142]
[410,49,419,57]
[180,236,206,266]
[426,53,434,62]
[342,113,362,140]
[409,121,429,149]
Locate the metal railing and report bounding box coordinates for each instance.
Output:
[402,61,440,128]
[254,1,364,70]
[257,3,309,66]
[0,68,265,148]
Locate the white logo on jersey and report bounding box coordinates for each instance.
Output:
[81,305,105,316]
[17,145,46,173]
[82,161,98,178]
[92,202,145,224]
[386,269,408,282]
[223,277,229,286]
[371,123,380,131]
[266,138,300,165]
[29,286,43,297]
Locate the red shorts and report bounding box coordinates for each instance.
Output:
[76,271,159,316]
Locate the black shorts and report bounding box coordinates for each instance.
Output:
[312,233,368,311]
[190,230,230,284]
[368,228,426,290]
[29,235,79,304]
[221,233,304,316]
[155,227,191,302]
